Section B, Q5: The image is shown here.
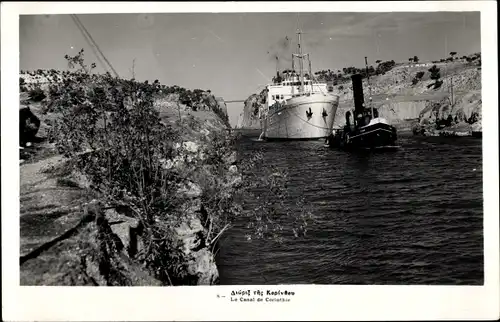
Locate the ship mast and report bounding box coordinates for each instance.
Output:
[364,56,374,118]
[296,29,305,93]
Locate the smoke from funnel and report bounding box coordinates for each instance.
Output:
[267,35,293,65]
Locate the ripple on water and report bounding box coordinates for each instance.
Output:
[217,135,483,285]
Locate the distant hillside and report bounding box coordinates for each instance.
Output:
[237,53,482,133]
[19,69,230,127]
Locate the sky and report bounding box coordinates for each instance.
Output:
[20,12,481,126]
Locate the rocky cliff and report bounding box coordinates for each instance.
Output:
[19,69,237,286]
[335,62,482,133]
[236,89,266,129]
[238,58,482,135]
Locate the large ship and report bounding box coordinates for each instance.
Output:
[258,30,339,140]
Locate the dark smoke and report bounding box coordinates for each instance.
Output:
[267,35,293,66]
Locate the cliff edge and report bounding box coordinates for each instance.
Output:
[19,68,237,286]
[238,56,482,135]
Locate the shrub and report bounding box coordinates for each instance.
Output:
[412,71,425,85]
[427,65,442,89]
[28,86,47,102]
[375,60,396,75]
[42,50,307,285]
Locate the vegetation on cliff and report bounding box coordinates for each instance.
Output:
[314,59,396,85]
[238,52,482,135]
[20,49,310,285]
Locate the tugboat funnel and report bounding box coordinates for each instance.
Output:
[351,73,365,116]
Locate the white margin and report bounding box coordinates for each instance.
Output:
[2,1,498,321]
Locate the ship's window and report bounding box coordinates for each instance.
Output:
[281,95,284,99]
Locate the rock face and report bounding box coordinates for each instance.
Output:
[174,198,219,285]
[19,106,41,146]
[19,71,236,286]
[411,93,482,137]
[238,61,481,134]
[215,97,228,116]
[106,208,143,258]
[236,89,266,129]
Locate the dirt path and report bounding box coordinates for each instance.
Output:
[19,151,98,285]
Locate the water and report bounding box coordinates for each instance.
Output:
[216,133,483,285]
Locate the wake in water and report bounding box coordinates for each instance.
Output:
[217,134,483,285]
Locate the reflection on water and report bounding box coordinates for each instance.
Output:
[217,134,483,285]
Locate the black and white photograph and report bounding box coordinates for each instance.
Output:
[2,1,499,321]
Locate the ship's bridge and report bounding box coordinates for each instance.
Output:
[267,78,329,105]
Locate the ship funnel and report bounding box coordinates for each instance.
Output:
[351,73,365,115]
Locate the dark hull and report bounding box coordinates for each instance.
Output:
[472,131,482,138]
[329,122,398,150]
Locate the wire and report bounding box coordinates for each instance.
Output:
[70,15,109,74]
[72,14,120,78]
[72,14,119,77]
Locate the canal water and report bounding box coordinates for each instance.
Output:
[216,133,483,285]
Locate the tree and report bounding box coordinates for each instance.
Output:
[409,58,413,63]
[427,65,443,89]
[428,65,441,80]
[449,51,457,60]
[375,60,382,64]
[413,56,419,63]
[412,71,425,85]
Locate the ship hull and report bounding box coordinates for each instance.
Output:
[262,94,339,140]
[328,118,398,150]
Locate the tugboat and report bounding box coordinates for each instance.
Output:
[327,57,398,151]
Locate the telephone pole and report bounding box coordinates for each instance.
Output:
[130,58,136,79]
